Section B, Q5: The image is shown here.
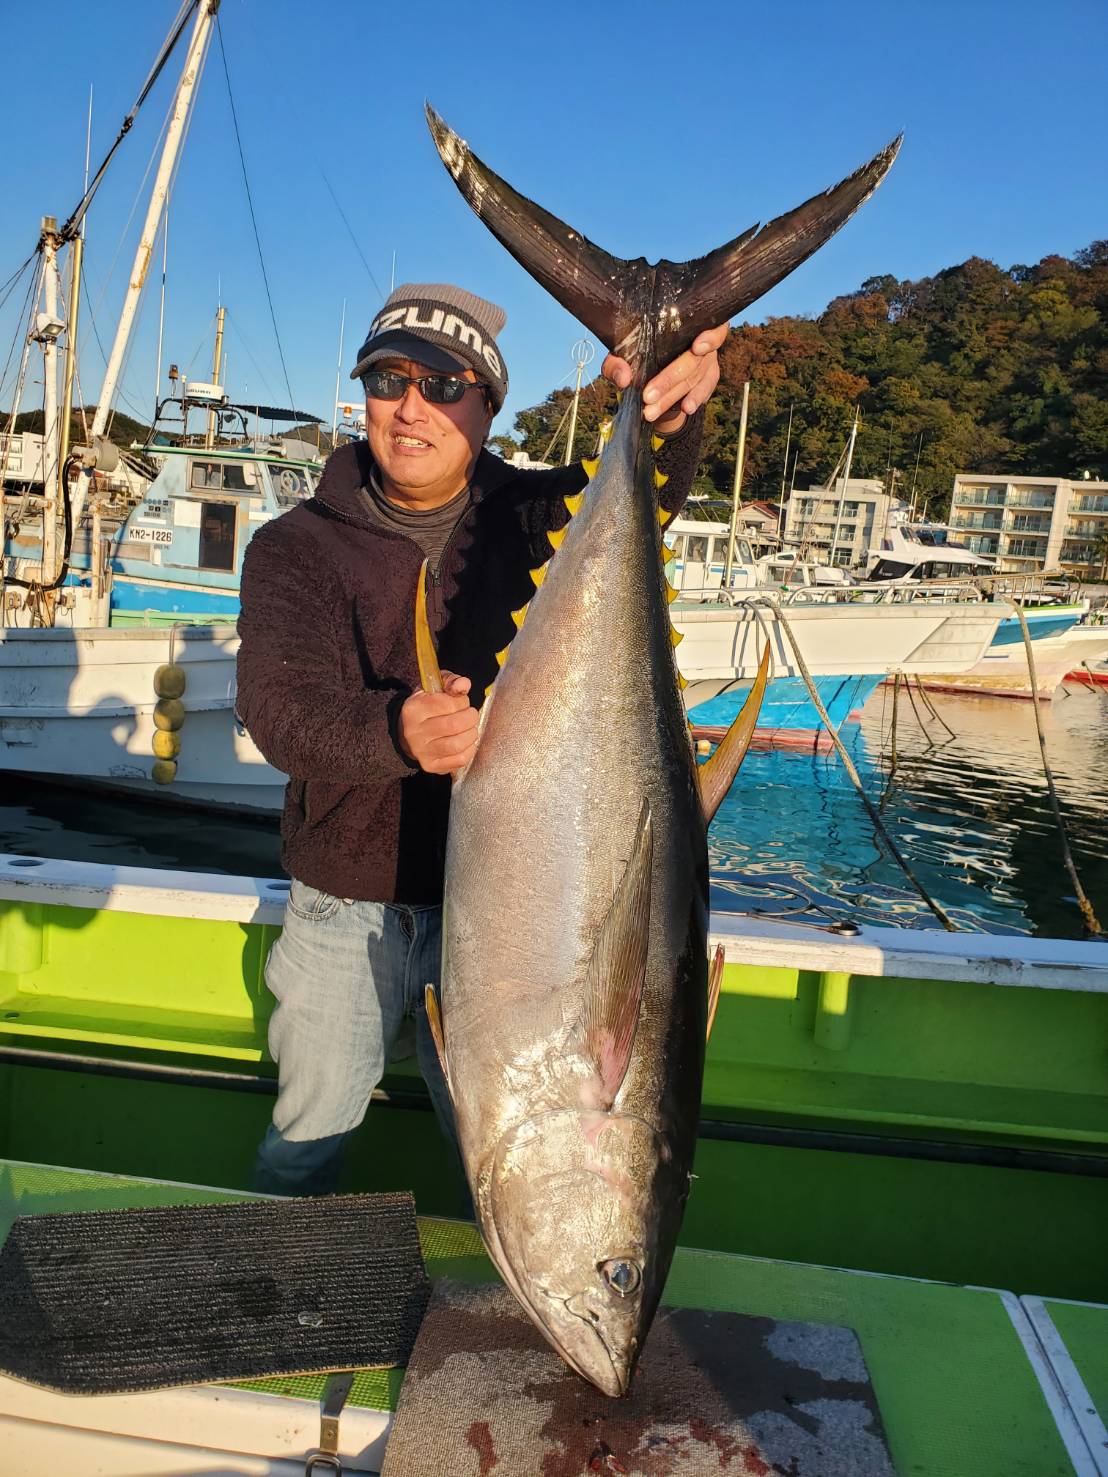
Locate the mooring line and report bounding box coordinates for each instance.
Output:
[751,598,958,931]
[1007,601,1103,937]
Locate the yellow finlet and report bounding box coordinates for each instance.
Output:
[511,606,527,629]
[651,433,665,452]
[657,506,674,529]
[548,526,567,550]
[666,582,678,604]
[495,646,510,667]
[654,469,669,489]
[678,673,688,690]
[663,544,676,564]
[580,459,599,481]
[530,565,547,588]
[670,627,684,648]
[598,419,614,445]
[564,491,585,514]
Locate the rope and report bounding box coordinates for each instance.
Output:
[1006,600,1103,937]
[753,597,959,931]
[215,18,297,413]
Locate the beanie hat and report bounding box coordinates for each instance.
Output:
[350,283,508,410]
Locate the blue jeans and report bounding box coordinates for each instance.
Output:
[254,882,456,1197]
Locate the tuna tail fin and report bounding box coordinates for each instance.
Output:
[426,104,901,372]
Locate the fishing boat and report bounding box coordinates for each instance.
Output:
[0,850,1104,1472]
[666,517,1004,744]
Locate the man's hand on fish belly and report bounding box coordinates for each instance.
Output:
[601,321,729,428]
[398,671,478,775]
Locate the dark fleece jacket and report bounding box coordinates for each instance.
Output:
[236,415,702,904]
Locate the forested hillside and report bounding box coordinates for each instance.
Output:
[507,243,1108,515]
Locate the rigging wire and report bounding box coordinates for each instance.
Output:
[223,311,279,405]
[79,262,158,427]
[59,0,198,241]
[215,17,296,413]
[318,170,387,303]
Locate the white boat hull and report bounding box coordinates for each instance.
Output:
[915,625,1108,701]
[0,625,284,813]
[674,599,1001,687]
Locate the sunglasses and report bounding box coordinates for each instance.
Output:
[361,369,486,406]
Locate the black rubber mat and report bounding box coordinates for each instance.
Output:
[381,1280,896,1476]
[0,1193,429,1394]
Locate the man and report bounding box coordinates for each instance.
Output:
[237,283,725,1196]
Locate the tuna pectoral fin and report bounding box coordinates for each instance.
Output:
[424,983,453,1100]
[697,640,771,823]
[581,801,653,1109]
[706,944,725,1043]
[427,104,900,367]
[414,558,443,694]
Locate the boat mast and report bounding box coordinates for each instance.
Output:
[205,305,226,449]
[828,405,859,567]
[76,0,219,526]
[723,380,750,586]
[38,219,62,581]
[777,402,794,545]
[331,298,346,445]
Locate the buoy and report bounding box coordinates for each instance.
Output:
[153,697,186,732]
[153,663,187,700]
[152,730,181,760]
[151,758,178,785]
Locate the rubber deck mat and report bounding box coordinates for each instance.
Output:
[381,1280,896,1476]
[0,1193,429,1394]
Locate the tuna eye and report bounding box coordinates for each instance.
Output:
[600,1259,641,1297]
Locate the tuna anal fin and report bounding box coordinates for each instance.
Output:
[415,558,443,694]
[581,800,653,1108]
[706,944,725,1043]
[698,640,771,822]
[424,983,453,1100]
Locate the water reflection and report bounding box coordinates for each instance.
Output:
[710,681,1108,938]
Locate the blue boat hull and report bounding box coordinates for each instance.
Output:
[687,674,881,739]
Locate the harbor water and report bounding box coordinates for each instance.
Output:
[1,683,1105,939]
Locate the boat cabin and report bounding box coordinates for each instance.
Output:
[868,521,997,582]
[110,446,319,621]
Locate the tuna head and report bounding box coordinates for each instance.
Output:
[486,1105,687,1396]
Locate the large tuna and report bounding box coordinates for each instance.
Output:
[419,108,899,1395]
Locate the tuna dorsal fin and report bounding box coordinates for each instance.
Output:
[415,558,443,694]
[698,640,771,822]
[427,103,901,372]
[706,944,725,1042]
[580,799,653,1109]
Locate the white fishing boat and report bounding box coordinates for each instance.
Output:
[666,518,1004,743]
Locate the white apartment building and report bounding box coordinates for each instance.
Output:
[783,478,901,567]
[949,474,1108,575]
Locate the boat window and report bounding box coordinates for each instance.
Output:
[268,463,315,507]
[198,501,236,572]
[871,559,913,580]
[190,459,257,493]
[686,536,709,563]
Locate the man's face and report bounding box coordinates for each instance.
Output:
[365,356,493,509]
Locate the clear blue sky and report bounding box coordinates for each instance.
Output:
[1,0,1104,440]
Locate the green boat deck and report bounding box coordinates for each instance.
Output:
[0,1159,1103,1475]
